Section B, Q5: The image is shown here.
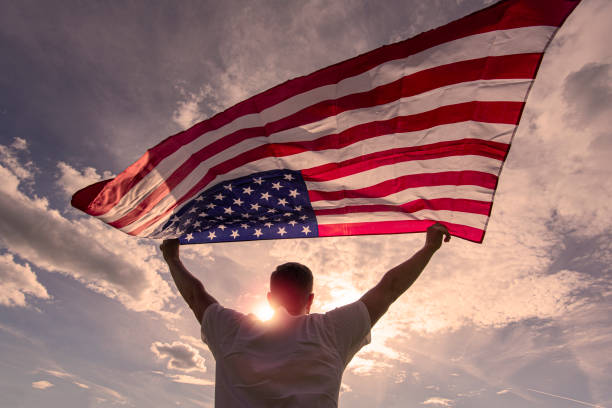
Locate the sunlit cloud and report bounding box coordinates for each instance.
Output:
[56,161,114,198]
[0,252,50,307]
[150,341,207,372]
[422,396,454,406]
[31,380,54,390]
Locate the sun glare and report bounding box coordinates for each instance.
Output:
[254,304,275,321]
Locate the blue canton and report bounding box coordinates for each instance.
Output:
[156,170,318,244]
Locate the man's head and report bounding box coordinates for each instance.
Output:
[267,262,314,316]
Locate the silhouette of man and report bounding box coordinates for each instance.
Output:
[160,223,450,407]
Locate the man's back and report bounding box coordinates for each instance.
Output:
[201,301,371,407]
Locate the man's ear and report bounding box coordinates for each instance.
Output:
[305,293,314,313]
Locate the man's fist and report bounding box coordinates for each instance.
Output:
[160,238,180,260]
[425,223,451,251]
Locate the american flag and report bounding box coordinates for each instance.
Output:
[71,0,581,244]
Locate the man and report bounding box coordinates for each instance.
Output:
[160,223,450,407]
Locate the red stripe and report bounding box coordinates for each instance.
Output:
[112,101,515,229]
[317,219,484,242]
[77,0,581,215]
[314,198,492,216]
[308,171,498,203]
[302,139,509,182]
[98,53,531,219]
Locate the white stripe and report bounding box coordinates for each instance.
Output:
[101,25,553,221]
[305,155,501,195]
[315,209,488,229]
[311,184,494,209]
[106,76,522,226]
[124,120,510,236]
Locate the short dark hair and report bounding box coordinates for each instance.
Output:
[270,262,313,295]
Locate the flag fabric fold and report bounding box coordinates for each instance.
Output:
[72,0,582,244]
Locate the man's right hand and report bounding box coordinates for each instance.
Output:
[424,223,451,252]
[160,238,180,261]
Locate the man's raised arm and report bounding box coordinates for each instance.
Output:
[160,239,218,323]
[360,223,450,326]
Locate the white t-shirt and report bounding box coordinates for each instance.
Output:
[201,300,371,408]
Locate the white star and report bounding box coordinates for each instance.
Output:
[277,227,287,236]
[185,233,194,242]
[189,207,197,213]
[183,219,191,226]
[194,220,201,227]
[207,231,217,240]
[264,222,273,228]
[223,184,233,191]
[195,196,204,202]
[288,189,300,198]
[283,212,292,217]
[299,215,308,220]
[271,181,282,191]
[170,215,180,223]
[206,203,216,209]
[198,212,208,217]
[240,223,249,229]
[242,213,251,219]
[283,174,294,181]
[218,225,227,231]
[274,218,281,222]
[230,230,240,239]
[267,208,277,213]
[253,177,264,185]
[243,186,254,195]
[214,192,225,201]
[224,207,234,215]
[278,198,288,206]
[294,205,302,211]
[288,220,297,226]
[258,215,268,221]
[260,192,271,201]
[233,198,244,206]
[216,215,224,220]
[175,228,184,235]
[253,229,263,238]
[302,226,311,235]
[250,203,261,211]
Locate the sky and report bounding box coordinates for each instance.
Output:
[0,0,611,407]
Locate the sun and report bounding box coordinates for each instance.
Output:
[254,303,275,321]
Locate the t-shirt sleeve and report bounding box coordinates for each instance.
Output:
[201,303,244,357]
[325,300,372,366]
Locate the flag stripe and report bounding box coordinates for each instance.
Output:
[85,23,553,218]
[112,101,517,230]
[311,184,494,210]
[301,138,509,183]
[316,210,488,230]
[317,219,484,242]
[305,155,502,195]
[313,198,492,216]
[307,170,498,203]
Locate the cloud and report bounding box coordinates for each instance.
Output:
[56,161,114,198]
[40,368,125,402]
[0,137,36,181]
[0,252,50,307]
[0,160,174,313]
[31,380,54,390]
[172,84,221,130]
[497,389,511,395]
[163,373,214,386]
[422,397,454,406]
[150,341,207,372]
[562,62,612,126]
